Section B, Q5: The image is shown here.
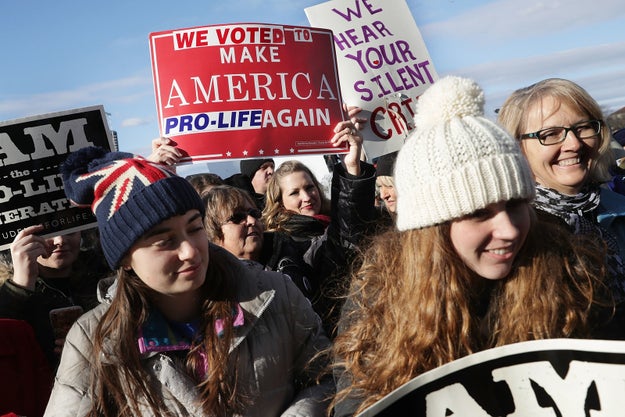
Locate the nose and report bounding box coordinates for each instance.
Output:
[178,239,199,261]
[51,235,66,247]
[379,187,390,200]
[245,213,258,225]
[561,129,583,150]
[300,190,312,202]
[491,210,520,240]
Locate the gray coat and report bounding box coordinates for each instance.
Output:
[44,247,333,416]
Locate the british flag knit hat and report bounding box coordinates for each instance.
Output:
[60,147,205,269]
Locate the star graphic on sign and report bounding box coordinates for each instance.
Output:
[259,149,265,155]
[226,151,232,157]
[289,148,295,154]
[274,148,280,154]
[243,150,249,156]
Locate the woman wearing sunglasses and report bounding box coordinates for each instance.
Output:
[202,185,316,300]
[498,78,625,298]
[202,186,265,262]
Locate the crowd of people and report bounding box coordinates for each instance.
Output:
[1,75,625,417]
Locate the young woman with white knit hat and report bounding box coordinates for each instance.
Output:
[331,76,623,417]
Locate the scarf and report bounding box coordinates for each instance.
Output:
[137,304,245,379]
[137,304,245,354]
[534,184,625,299]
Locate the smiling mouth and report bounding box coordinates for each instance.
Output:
[556,157,581,167]
[178,264,199,274]
[487,248,513,255]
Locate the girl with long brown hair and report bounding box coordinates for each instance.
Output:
[45,147,332,417]
[332,77,621,417]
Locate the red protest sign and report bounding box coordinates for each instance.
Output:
[149,23,347,163]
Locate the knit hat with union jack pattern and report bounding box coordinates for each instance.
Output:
[60,146,205,269]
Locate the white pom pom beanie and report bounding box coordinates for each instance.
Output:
[395,76,535,231]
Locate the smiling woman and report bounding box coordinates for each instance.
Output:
[44,146,333,417]
[498,78,625,294]
[261,114,377,338]
[331,76,624,417]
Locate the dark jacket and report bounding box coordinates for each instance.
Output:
[269,161,376,338]
[0,248,112,370]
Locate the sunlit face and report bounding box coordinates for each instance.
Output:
[279,171,322,216]
[37,231,82,277]
[520,97,600,195]
[219,203,264,260]
[376,177,397,213]
[251,162,274,195]
[450,200,531,280]
[125,210,208,296]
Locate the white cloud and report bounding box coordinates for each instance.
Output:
[121,117,151,127]
[0,76,151,121]
[422,0,625,42]
[445,41,625,116]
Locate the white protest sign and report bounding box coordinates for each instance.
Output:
[356,338,625,417]
[306,0,438,160]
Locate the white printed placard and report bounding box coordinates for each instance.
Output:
[306,0,438,159]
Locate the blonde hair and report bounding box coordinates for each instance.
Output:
[498,78,613,183]
[375,175,394,188]
[262,160,330,233]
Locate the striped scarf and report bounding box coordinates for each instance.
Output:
[534,184,625,300]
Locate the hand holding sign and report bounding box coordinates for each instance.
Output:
[146,137,184,168]
[345,104,367,131]
[9,224,52,290]
[332,119,364,176]
[150,23,347,163]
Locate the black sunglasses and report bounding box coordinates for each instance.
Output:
[224,208,262,224]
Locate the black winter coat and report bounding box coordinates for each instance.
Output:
[264,161,376,338]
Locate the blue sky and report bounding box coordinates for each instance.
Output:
[2,0,625,177]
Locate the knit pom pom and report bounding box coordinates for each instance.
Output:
[60,146,111,177]
[414,76,485,129]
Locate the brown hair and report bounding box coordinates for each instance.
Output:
[88,245,244,416]
[332,209,611,414]
[201,185,260,242]
[185,173,225,196]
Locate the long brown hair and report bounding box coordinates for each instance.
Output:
[262,160,331,233]
[88,244,243,416]
[332,209,611,414]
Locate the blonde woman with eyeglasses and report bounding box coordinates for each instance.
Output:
[498,78,625,299]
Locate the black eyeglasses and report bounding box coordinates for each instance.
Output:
[224,208,262,225]
[519,119,602,146]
